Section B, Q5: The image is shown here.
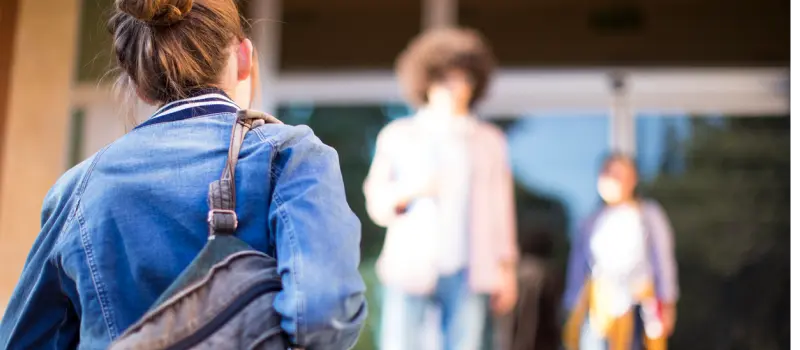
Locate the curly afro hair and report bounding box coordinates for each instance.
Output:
[395,27,496,108]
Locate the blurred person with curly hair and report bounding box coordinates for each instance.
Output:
[364,27,518,350]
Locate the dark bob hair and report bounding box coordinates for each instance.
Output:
[395,27,496,108]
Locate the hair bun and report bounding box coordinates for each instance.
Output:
[116,0,193,26]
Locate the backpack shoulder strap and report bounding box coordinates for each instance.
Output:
[207,109,282,237]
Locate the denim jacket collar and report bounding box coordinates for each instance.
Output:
[136,88,240,129]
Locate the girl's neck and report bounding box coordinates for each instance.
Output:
[426,101,470,118]
[607,197,638,207]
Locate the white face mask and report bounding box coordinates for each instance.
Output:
[598,176,623,204]
[426,70,473,116]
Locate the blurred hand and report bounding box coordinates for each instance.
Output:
[662,303,677,336]
[394,174,439,213]
[394,195,414,214]
[491,264,518,316]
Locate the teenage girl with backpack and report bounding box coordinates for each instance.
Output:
[0,1,366,349]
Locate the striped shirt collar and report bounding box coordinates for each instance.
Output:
[135,88,240,129]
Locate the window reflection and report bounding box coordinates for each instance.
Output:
[502,115,610,234]
[492,114,609,277]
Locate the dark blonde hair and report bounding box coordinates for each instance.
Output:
[108,0,246,104]
[395,27,496,108]
[600,152,639,177]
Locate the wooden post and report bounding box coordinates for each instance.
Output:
[0,0,80,311]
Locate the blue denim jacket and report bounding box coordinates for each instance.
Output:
[0,90,367,350]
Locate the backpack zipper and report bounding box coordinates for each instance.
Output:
[164,280,283,350]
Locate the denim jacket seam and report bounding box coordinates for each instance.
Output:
[52,223,74,307]
[76,203,119,340]
[52,144,111,299]
[51,202,81,260]
[253,126,271,144]
[250,126,281,153]
[271,168,306,344]
[75,145,113,197]
[45,226,73,333]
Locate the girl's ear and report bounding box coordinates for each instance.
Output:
[249,47,260,109]
[236,38,254,82]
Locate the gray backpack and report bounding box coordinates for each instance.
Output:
[109,110,292,350]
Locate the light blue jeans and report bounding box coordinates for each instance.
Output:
[380,269,488,350]
[580,319,607,350]
[579,306,646,350]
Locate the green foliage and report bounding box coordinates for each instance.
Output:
[352,260,381,350]
[641,117,789,350]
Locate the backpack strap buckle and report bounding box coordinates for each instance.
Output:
[207,209,238,234]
